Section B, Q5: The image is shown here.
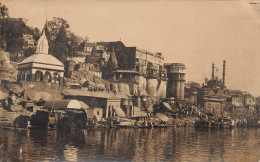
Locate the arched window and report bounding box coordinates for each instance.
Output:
[35,71,43,82]
[44,71,52,83]
[53,73,60,84]
[21,73,26,81]
[26,73,31,81]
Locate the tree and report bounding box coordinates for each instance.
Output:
[46,17,86,62]
[52,24,69,63]
[0,3,9,49]
[68,32,83,57]
[46,17,70,51]
[0,3,8,19]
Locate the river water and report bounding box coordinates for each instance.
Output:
[0,128,260,162]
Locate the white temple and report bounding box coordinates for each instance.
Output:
[18,28,64,84]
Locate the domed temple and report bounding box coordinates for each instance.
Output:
[18,29,64,85]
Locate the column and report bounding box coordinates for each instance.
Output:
[31,73,36,82]
[180,81,185,100]
[126,105,130,117]
[60,77,64,86]
[106,105,109,118]
[176,81,180,99]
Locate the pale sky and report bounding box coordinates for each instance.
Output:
[3,0,260,96]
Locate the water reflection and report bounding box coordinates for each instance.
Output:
[0,128,260,161]
[64,145,78,162]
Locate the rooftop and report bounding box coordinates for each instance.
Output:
[19,54,64,67]
[63,88,129,99]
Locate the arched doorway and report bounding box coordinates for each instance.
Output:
[26,72,31,81]
[21,72,26,81]
[53,73,60,84]
[44,71,52,83]
[35,71,43,82]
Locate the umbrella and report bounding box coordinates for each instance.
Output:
[113,107,126,118]
[163,102,173,111]
[40,92,52,101]
[79,101,90,110]
[156,113,169,122]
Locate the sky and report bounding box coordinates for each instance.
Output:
[2,0,260,96]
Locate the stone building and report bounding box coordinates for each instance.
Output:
[63,89,129,119]
[243,93,256,111]
[165,63,186,100]
[99,41,167,98]
[18,30,64,85]
[185,81,200,105]
[203,95,226,116]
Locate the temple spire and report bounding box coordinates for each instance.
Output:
[36,27,49,54]
[107,46,118,69]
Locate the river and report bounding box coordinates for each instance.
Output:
[0,128,260,161]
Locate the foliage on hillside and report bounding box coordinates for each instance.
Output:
[67,69,109,90]
[0,49,17,82]
[1,4,88,63]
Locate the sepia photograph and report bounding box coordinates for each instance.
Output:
[0,0,260,161]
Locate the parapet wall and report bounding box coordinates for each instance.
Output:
[21,81,63,101]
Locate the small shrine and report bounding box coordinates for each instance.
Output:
[18,29,64,85]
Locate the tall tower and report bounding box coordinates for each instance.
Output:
[222,60,226,87]
[165,63,186,100]
[212,63,215,79]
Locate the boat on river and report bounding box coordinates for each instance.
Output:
[195,116,235,129]
[217,116,235,129]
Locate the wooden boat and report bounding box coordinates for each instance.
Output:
[217,117,235,129]
[113,118,135,128]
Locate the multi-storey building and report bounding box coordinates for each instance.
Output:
[97,41,167,98]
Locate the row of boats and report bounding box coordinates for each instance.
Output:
[1,99,260,130]
[195,116,260,129]
[1,99,170,130]
[195,117,235,129]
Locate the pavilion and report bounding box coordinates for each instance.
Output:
[18,29,64,85]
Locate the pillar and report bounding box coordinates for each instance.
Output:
[60,77,64,86]
[180,81,185,100]
[136,96,141,109]
[31,73,36,82]
[126,105,130,117]
[129,99,133,117]
[106,105,109,118]
[176,81,180,99]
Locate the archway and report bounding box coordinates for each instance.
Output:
[26,72,31,81]
[35,71,43,82]
[44,71,52,83]
[53,73,60,84]
[21,72,26,81]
